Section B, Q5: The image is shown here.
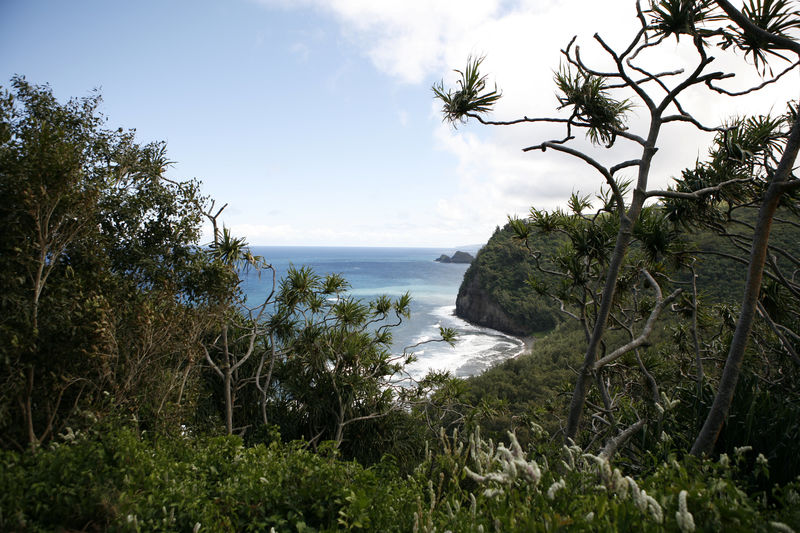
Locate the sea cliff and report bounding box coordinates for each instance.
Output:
[456,269,531,336]
[454,224,559,337]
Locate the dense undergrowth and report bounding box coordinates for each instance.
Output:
[4,0,800,526]
[3,422,799,532]
[5,314,800,531]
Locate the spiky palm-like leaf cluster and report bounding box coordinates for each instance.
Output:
[209,226,264,274]
[721,0,800,73]
[555,67,633,146]
[664,107,794,228]
[432,56,502,124]
[648,0,724,39]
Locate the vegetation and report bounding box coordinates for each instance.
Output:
[0,76,216,450]
[0,75,459,457]
[458,224,561,335]
[459,207,800,338]
[2,0,800,530]
[3,421,800,532]
[435,0,799,456]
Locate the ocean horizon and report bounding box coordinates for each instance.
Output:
[239,246,524,379]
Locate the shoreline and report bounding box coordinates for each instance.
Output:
[448,304,538,361]
[452,307,536,363]
[508,335,535,360]
[518,335,535,356]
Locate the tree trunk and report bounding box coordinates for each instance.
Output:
[691,113,800,456]
[25,366,38,450]
[565,184,653,439]
[565,215,635,439]
[564,115,661,441]
[334,404,345,448]
[224,369,233,435]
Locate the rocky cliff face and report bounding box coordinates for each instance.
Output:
[455,269,531,337]
[453,224,559,337]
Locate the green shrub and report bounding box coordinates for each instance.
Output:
[409,426,800,532]
[0,425,418,532]
[3,422,799,532]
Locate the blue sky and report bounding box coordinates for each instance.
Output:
[2,0,796,247]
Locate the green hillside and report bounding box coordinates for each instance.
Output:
[459,210,800,337]
[455,224,562,336]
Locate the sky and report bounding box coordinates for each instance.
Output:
[1,0,797,247]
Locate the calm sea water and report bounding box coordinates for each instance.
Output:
[240,247,524,380]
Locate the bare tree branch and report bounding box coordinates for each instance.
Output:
[707,60,800,95]
[598,419,646,461]
[645,177,752,199]
[757,301,800,367]
[594,272,682,370]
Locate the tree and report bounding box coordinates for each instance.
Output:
[0,77,459,457]
[200,205,275,435]
[0,77,217,449]
[266,266,456,448]
[434,0,799,450]
[197,204,459,444]
[510,197,686,444]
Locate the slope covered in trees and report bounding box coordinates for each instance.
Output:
[3,0,800,530]
[459,211,800,338]
[435,0,799,456]
[455,224,561,336]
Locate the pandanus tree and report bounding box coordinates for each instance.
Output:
[200,203,276,435]
[269,267,434,448]
[200,206,458,442]
[434,0,799,453]
[510,187,687,450]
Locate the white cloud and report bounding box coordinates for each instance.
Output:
[432,121,598,231]
[255,0,798,245]
[315,0,506,84]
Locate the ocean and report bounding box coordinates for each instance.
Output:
[240,246,524,380]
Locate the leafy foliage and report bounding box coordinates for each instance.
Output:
[721,0,800,73]
[555,67,634,146]
[432,56,501,125]
[265,266,419,449]
[648,0,725,39]
[0,77,215,449]
[3,422,799,532]
[458,224,561,336]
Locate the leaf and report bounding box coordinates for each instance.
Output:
[721,0,800,74]
[508,217,531,240]
[554,66,633,146]
[433,55,502,124]
[648,0,724,40]
[438,326,458,346]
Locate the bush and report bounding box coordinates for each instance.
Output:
[0,425,418,532]
[3,422,799,531]
[408,426,800,532]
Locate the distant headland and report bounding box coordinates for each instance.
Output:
[434,251,474,264]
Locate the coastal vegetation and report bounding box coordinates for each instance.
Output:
[2,1,800,531]
[457,208,800,338]
[455,225,561,336]
[434,0,799,456]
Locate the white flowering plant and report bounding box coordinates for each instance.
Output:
[407,424,800,533]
